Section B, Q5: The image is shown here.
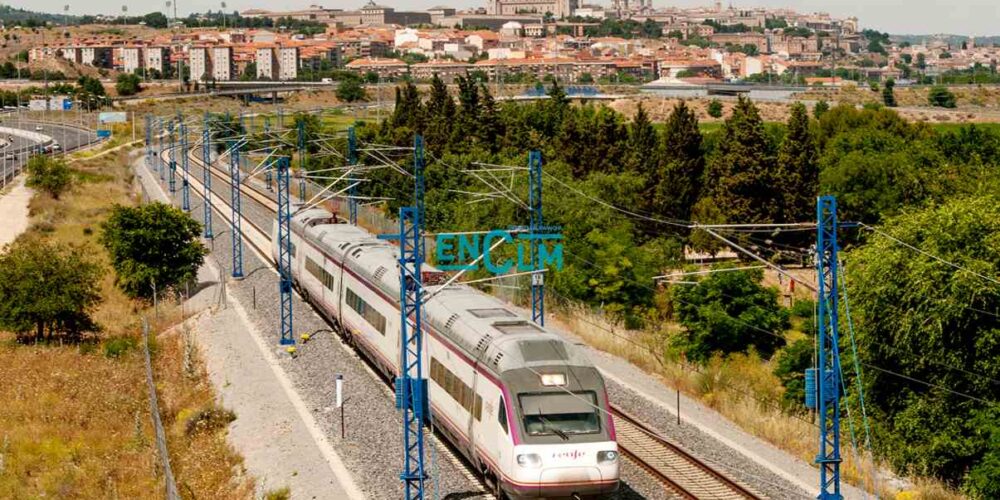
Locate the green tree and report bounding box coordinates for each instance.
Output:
[423,74,455,151]
[26,155,72,199]
[928,85,957,108]
[626,103,658,173]
[99,203,208,300]
[292,112,322,153]
[813,100,830,118]
[705,96,780,224]
[115,73,142,96]
[882,78,897,107]
[848,195,1000,487]
[77,75,105,96]
[773,338,813,410]
[0,238,102,342]
[670,266,789,362]
[654,101,704,228]
[336,77,366,102]
[707,99,723,118]
[776,102,818,223]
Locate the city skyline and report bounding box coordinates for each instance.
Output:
[3,0,999,36]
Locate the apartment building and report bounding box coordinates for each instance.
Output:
[256,47,277,79]
[190,47,212,81]
[212,46,234,81]
[145,47,168,75]
[121,47,143,73]
[278,46,299,80]
[80,46,113,68]
[60,47,81,63]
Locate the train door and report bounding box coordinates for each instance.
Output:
[467,369,480,459]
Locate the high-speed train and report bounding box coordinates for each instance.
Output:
[272,207,620,499]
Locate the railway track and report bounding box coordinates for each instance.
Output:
[611,406,761,500]
[157,146,496,500]
[163,144,760,500]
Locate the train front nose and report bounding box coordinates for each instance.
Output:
[538,466,618,498]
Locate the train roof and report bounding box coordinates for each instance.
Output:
[290,208,594,374]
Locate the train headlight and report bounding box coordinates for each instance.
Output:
[516,453,543,468]
[540,373,566,386]
[597,450,619,463]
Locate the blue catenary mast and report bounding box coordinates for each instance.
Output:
[202,114,214,239]
[180,122,191,211]
[815,195,843,500]
[168,121,177,194]
[158,118,165,180]
[396,204,427,500]
[348,126,358,225]
[297,120,306,202]
[276,156,295,345]
[144,114,152,166]
[528,150,544,326]
[229,139,244,279]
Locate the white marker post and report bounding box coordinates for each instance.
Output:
[336,374,345,439]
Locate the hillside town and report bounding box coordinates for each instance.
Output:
[21,0,998,86]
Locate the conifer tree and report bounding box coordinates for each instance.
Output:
[627,104,658,173]
[424,74,455,151]
[705,96,780,224]
[654,102,704,227]
[776,102,818,223]
[390,81,423,133]
[478,83,503,152]
[882,78,897,107]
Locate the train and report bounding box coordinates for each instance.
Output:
[272,207,621,499]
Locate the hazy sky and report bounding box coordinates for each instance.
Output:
[9,0,1000,36]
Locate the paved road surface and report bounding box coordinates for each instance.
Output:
[0,118,100,181]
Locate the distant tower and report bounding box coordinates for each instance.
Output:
[714,0,722,12]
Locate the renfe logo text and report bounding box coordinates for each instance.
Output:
[435,227,564,274]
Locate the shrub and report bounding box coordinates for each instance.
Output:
[670,266,789,362]
[26,155,72,199]
[115,73,142,96]
[103,336,137,358]
[706,98,723,118]
[336,78,366,102]
[813,100,830,118]
[928,85,957,108]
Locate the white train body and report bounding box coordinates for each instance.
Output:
[272,208,620,498]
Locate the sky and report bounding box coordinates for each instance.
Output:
[8,0,1000,37]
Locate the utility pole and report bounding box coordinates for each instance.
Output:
[813,195,843,500]
[202,113,214,239]
[348,126,358,225]
[180,120,190,211]
[528,150,545,326]
[276,156,295,346]
[376,135,428,500]
[158,118,165,180]
[229,137,244,279]
[297,120,306,202]
[168,120,177,194]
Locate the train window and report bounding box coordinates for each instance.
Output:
[345,288,386,335]
[474,395,483,421]
[431,358,441,383]
[498,397,508,434]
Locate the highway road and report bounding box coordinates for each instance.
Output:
[0,117,101,185]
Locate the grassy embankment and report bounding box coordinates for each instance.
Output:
[0,140,255,498]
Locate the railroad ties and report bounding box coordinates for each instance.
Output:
[611,406,762,500]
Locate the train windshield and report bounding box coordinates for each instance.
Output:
[519,391,600,438]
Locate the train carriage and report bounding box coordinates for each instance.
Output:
[273,208,620,499]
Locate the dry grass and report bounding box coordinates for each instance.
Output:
[0,148,254,497]
[551,301,962,499]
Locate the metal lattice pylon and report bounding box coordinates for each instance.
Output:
[202,114,214,239]
[815,195,843,500]
[180,122,190,211]
[396,205,427,500]
[276,156,295,345]
[158,119,165,179]
[528,150,545,325]
[229,139,244,279]
[168,121,177,194]
[348,126,358,225]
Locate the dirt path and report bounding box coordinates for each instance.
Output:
[0,176,33,247]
